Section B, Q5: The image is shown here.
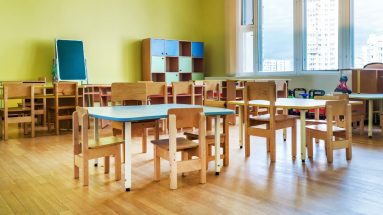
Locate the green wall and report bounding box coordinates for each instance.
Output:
[0,0,226,83]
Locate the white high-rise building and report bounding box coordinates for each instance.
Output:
[263,59,292,72]
[360,34,383,66]
[306,0,338,70]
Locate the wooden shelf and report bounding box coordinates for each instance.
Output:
[179,41,191,57]
[166,57,179,72]
[152,73,165,82]
[193,58,204,73]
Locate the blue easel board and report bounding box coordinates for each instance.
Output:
[55,39,87,81]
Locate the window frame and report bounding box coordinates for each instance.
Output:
[237,0,353,76]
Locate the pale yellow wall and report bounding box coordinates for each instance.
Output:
[0,0,225,83]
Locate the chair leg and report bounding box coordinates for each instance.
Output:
[292,124,297,158]
[169,158,177,190]
[82,159,89,186]
[115,150,121,181]
[346,143,352,160]
[307,130,313,159]
[270,133,276,162]
[104,156,110,174]
[142,128,147,153]
[74,160,79,179]
[326,139,333,163]
[0,116,2,139]
[55,117,59,135]
[154,146,160,182]
[4,118,8,141]
[360,118,365,135]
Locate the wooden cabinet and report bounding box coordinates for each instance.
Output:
[352,69,383,93]
[142,38,205,83]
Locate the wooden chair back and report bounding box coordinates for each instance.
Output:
[145,82,168,104]
[172,82,194,104]
[111,83,147,105]
[244,81,276,102]
[325,101,351,140]
[54,82,79,106]
[204,100,226,108]
[2,83,34,99]
[73,107,89,152]
[168,108,203,129]
[203,80,220,100]
[275,80,288,98]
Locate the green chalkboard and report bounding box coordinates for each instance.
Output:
[55,39,87,81]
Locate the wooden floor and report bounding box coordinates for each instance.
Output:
[1,119,383,215]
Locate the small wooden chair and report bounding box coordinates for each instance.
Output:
[145,82,168,105]
[184,100,229,167]
[111,83,159,153]
[203,80,220,101]
[151,108,206,189]
[244,81,298,162]
[0,83,35,140]
[306,100,352,163]
[308,94,364,135]
[47,82,79,135]
[172,81,195,104]
[73,107,123,186]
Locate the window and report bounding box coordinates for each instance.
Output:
[237,0,349,75]
[241,0,255,73]
[241,0,254,25]
[261,0,294,72]
[305,0,339,71]
[354,0,383,68]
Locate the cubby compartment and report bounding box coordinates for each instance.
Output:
[166,57,179,72]
[192,58,204,73]
[151,73,165,82]
[179,41,191,56]
[180,73,192,81]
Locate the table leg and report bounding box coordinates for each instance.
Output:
[214,116,221,175]
[93,118,99,167]
[283,108,288,141]
[314,108,320,144]
[300,110,307,162]
[368,99,373,138]
[124,122,132,191]
[239,105,244,149]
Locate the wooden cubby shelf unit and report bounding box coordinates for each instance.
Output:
[142,38,205,83]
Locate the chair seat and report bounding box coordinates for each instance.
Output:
[88,136,124,149]
[306,124,345,133]
[251,114,298,122]
[151,137,199,151]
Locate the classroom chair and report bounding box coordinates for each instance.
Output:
[306,100,352,163]
[184,100,230,167]
[151,108,206,189]
[144,82,168,132]
[111,83,159,154]
[244,81,298,162]
[19,83,47,127]
[47,82,78,135]
[203,80,221,101]
[0,83,35,140]
[171,81,195,104]
[308,94,364,135]
[73,107,123,186]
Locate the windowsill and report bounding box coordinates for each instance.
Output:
[236,70,340,77]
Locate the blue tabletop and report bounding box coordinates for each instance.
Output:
[87,104,235,122]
